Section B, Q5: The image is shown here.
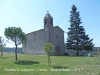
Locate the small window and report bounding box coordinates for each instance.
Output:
[50,19,53,25]
[57,36,58,39]
[44,19,47,24]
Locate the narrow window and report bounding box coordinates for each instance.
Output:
[57,36,58,39]
[44,19,47,24]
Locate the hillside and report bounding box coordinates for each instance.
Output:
[3,47,22,53]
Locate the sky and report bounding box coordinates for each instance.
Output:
[0,0,100,47]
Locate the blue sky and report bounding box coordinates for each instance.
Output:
[0,0,100,47]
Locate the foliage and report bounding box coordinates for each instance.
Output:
[98,47,100,53]
[43,42,54,55]
[66,5,95,56]
[43,42,54,66]
[4,27,26,60]
[0,37,6,59]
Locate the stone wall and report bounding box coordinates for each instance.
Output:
[65,46,100,56]
[50,26,65,55]
[22,29,46,55]
[22,26,65,55]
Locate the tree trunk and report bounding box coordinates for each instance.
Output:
[1,49,2,59]
[48,55,49,66]
[50,56,51,66]
[48,55,51,66]
[1,45,3,59]
[15,45,18,60]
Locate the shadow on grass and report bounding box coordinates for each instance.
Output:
[14,60,39,65]
[2,58,6,59]
[0,58,6,59]
[52,65,68,69]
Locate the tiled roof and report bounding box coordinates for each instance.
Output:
[26,29,44,35]
[26,26,64,35]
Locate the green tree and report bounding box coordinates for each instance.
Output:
[43,42,54,66]
[0,37,6,59]
[66,5,95,56]
[4,27,26,60]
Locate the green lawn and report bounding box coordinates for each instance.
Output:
[0,52,100,75]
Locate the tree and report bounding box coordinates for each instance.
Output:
[66,5,95,56]
[4,27,26,60]
[0,37,6,59]
[43,42,54,66]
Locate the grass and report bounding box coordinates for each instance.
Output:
[0,52,100,75]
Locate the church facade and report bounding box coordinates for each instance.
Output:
[22,12,65,55]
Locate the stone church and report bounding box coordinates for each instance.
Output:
[22,12,65,55]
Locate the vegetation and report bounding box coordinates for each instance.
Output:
[98,47,100,53]
[66,5,95,56]
[4,27,26,60]
[0,52,100,75]
[43,42,54,66]
[0,37,6,59]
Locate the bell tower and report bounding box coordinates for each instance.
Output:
[44,11,53,30]
[44,11,53,42]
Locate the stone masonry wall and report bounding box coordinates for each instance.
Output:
[50,26,65,55]
[22,29,46,55]
[22,26,65,55]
